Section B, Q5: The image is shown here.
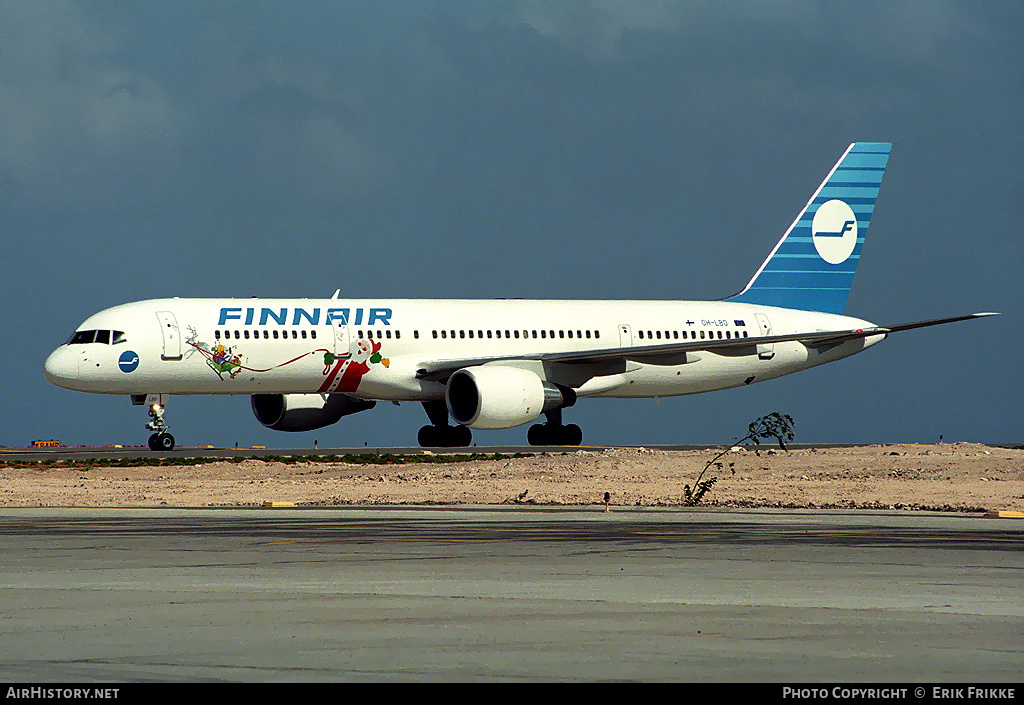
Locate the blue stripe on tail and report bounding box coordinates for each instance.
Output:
[728,142,891,314]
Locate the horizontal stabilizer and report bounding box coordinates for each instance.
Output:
[878,312,999,333]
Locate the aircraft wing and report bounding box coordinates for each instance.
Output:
[414,312,998,383]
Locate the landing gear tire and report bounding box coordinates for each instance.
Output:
[418,425,472,448]
[564,423,583,446]
[528,423,582,447]
[148,433,175,451]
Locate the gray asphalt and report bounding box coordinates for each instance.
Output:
[1,506,1021,682]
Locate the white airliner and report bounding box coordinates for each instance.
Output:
[44,143,996,450]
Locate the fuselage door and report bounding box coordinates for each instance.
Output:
[156,311,182,360]
[754,313,774,360]
[618,324,633,348]
[333,318,351,358]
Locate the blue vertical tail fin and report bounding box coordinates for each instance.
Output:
[728,142,891,314]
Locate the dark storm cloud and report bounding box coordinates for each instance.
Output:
[3,1,1019,447]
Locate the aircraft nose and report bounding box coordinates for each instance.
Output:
[43,347,78,389]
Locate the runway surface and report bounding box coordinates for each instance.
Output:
[1,506,1021,681]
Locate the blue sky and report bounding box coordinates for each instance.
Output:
[3,1,1020,448]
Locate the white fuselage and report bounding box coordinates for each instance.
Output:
[43,297,884,403]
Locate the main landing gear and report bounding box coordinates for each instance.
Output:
[527,407,582,447]
[416,398,583,448]
[418,400,473,448]
[145,402,175,451]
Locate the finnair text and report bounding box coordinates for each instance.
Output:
[217,307,392,327]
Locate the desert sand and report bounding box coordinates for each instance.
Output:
[2,442,1021,512]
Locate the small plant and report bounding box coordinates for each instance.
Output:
[684,412,796,506]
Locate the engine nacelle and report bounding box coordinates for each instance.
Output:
[251,394,376,432]
[445,366,573,430]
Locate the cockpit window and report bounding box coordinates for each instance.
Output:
[69,330,96,345]
[67,329,127,345]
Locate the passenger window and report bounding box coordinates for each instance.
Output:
[559,330,564,339]
[586,330,591,338]
[514,330,520,339]
[273,330,279,339]
[244,330,250,339]
[301,330,307,339]
[595,331,600,339]
[264,330,270,339]
[292,331,298,339]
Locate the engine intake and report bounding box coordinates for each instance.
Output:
[446,366,574,430]
[251,394,376,432]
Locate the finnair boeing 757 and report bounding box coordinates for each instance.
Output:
[44,143,996,450]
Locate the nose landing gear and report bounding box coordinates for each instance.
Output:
[145,403,175,451]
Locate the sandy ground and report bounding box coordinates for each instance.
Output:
[2,442,1022,512]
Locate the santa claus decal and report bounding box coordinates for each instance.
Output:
[318,338,389,394]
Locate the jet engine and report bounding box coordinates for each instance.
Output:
[251,394,376,432]
[445,366,574,430]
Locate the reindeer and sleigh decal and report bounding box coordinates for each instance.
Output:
[185,327,388,394]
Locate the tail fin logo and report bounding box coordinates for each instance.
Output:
[811,199,859,264]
